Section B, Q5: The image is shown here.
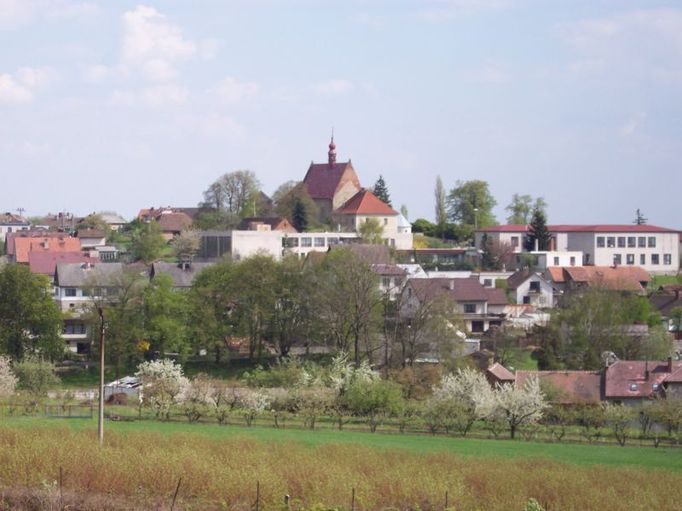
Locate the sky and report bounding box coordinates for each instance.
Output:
[1,0,681,228]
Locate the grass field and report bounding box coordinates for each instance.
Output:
[0,417,681,510]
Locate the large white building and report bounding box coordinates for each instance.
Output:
[476,224,680,275]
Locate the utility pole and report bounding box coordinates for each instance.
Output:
[16,207,25,217]
[97,306,105,447]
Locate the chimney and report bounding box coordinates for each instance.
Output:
[645,359,650,381]
[449,280,455,290]
[534,238,539,251]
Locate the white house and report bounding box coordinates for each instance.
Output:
[0,212,30,238]
[506,269,554,308]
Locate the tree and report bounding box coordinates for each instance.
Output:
[492,376,548,439]
[0,356,17,397]
[76,213,111,234]
[358,218,384,244]
[274,182,320,229]
[201,170,261,216]
[14,357,60,407]
[131,220,166,263]
[143,274,190,359]
[171,230,200,262]
[343,378,403,432]
[434,176,447,227]
[446,180,497,232]
[481,235,514,271]
[291,199,308,232]
[373,175,392,206]
[136,359,189,420]
[525,206,551,251]
[603,402,635,446]
[0,264,63,361]
[505,194,546,224]
[634,209,647,225]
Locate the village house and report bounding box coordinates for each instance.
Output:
[10,233,82,264]
[475,224,680,274]
[604,358,682,405]
[0,212,30,238]
[506,269,554,307]
[150,261,215,289]
[545,265,651,297]
[649,285,682,343]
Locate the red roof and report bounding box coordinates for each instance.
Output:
[485,287,509,306]
[335,189,398,216]
[546,267,565,283]
[303,161,360,200]
[156,212,193,233]
[605,360,682,398]
[408,278,491,303]
[563,266,650,292]
[516,370,602,404]
[478,224,679,234]
[28,251,95,276]
[5,230,63,256]
[13,236,82,264]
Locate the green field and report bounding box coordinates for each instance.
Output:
[3,415,681,472]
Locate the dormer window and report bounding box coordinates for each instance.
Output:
[629,383,638,391]
[652,384,660,391]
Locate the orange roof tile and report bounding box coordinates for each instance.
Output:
[335,189,398,216]
[14,236,82,264]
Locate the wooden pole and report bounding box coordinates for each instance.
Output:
[170,477,182,511]
[351,487,355,511]
[255,480,260,511]
[97,306,105,447]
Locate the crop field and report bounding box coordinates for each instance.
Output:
[0,417,681,510]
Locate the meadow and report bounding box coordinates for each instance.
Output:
[0,417,681,510]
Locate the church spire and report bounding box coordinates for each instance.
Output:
[328,129,336,167]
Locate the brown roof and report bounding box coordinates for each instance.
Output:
[76,229,106,238]
[335,189,398,216]
[408,277,491,303]
[485,287,508,306]
[507,269,533,290]
[478,224,679,234]
[664,367,682,384]
[0,212,29,225]
[487,363,515,382]
[516,370,602,404]
[303,161,361,200]
[649,290,682,316]
[28,251,95,276]
[156,212,193,234]
[371,264,407,277]
[604,360,682,398]
[546,267,565,283]
[563,266,650,292]
[14,236,82,264]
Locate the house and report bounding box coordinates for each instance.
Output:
[31,212,80,231]
[239,216,297,233]
[516,370,602,404]
[0,212,30,237]
[137,207,194,240]
[76,229,107,249]
[303,136,362,223]
[546,265,650,295]
[28,251,97,278]
[332,188,401,243]
[649,285,682,340]
[604,358,682,405]
[401,277,508,334]
[507,269,554,307]
[486,362,515,387]
[150,261,215,289]
[476,224,680,274]
[397,247,480,271]
[97,212,128,231]
[11,234,82,264]
[372,264,407,301]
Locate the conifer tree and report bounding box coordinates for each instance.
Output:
[292,199,308,232]
[525,207,551,251]
[373,175,392,206]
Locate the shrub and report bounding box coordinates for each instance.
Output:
[13,357,60,404]
[135,359,189,420]
[0,355,17,397]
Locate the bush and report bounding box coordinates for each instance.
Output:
[13,358,60,398]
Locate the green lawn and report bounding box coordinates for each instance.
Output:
[651,274,681,288]
[3,415,681,472]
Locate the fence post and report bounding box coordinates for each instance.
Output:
[351,487,355,511]
[59,466,63,507]
[255,480,260,511]
[170,477,182,511]
[445,490,448,510]
[284,494,290,510]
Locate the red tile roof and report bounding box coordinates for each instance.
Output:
[156,212,193,233]
[562,266,650,292]
[546,267,565,283]
[478,224,679,234]
[13,236,82,264]
[5,230,62,256]
[605,360,682,398]
[28,251,95,276]
[303,161,361,200]
[335,189,398,215]
[408,277,491,303]
[485,287,508,305]
[516,370,602,404]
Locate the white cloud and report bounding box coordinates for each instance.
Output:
[557,9,682,84]
[111,85,189,107]
[315,79,354,95]
[0,66,53,103]
[212,77,260,105]
[121,5,197,82]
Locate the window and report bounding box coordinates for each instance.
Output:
[511,236,519,248]
[523,296,531,304]
[629,383,638,392]
[570,256,576,266]
[283,237,299,248]
[529,281,541,292]
[464,303,476,314]
[638,237,646,248]
[607,237,615,248]
[314,237,325,247]
[613,254,622,265]
[553,257,560,265]
[327,237,339,245]
[617,237,625,248]
[383,218,388,226]
[64,288,76,297]
[648,237,656,248]
[470,320,484,333]
[652,384,660,392]
[393,277,402,287]
[596,237,605,248]
[382,277,391,288]
[301,237,312,247]
[81,288,91,297]
[651,254,659,265]
[664,254,672,265]
[640,254,646,265]
[627,237,636,248]
[626,254,635,265]
[483,278,493,287]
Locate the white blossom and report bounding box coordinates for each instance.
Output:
[0,356,17,397]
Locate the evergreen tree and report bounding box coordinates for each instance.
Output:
[525,207,551,251]
[373,175,392,206]
[292,199,308,232]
